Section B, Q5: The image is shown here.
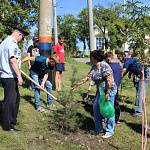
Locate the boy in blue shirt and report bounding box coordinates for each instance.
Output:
[22,54,58,112]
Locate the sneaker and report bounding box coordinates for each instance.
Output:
[4,127,21,132]
[90,130,104,135]
[102,132,113,138]
[115,121,121,125]
[47,104,57,111]
[36,107,47,113]
[132,112,142,117]
[9,128,21,132]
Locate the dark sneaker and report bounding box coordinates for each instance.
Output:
[89,130,104,135]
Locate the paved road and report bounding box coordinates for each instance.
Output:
[73,57,90,64]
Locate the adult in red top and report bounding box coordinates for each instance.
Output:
[53,35,65,92]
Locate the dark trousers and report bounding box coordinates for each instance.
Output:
[1,78,20,130]
[114,90,121,122]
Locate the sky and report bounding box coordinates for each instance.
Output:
[56,0,150,17]
[55,0,149,50]
[30,0,150,49]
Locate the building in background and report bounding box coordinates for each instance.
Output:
[94,25,108,50]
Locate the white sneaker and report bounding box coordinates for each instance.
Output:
[102,132,113,138]
[47,104,57,111]
[36,107,47,113]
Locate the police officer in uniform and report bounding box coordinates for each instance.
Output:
[0,28,28,131]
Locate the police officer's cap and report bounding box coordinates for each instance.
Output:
[14,27,29,37]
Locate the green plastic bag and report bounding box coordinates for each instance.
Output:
[98,86,115,118]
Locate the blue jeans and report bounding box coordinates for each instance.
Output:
[93,87,117,134]
[30,70,52,108]
[135,80,148,113]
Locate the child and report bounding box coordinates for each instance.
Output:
[22,54,58,112]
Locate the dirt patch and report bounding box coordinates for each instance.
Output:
[45,130,118,150]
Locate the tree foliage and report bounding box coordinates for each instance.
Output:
[93,5,120,49]
[124,0,150,51]
[57,14,78,52]
[0,0,39,38]
[0,0,150,53]
[76,8,89,51]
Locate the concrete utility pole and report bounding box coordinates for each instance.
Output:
[123,0,126,12]
[53,0,58,44]
[87,0,95,51]
[39,0,53,54]
[39,0,56,89]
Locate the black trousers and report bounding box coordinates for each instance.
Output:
[1,78,20,130]
[114,90,121,122]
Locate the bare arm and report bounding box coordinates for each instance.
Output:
[22,56,35,63]
[122,68,128,77]
[51,54,59,63]
[106,74,113,89]
[105,73,114,99]
[27,53,31,69]
[71,74,90,90]
[10,57,23,85]
[41,73,49,89]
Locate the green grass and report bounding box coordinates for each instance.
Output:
[0,57,150,150]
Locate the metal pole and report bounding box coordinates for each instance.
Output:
[87,0,95,51]
[123,0,126,12]
[53,0,58,44]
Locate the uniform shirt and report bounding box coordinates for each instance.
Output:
[0,36,21,78]
[53,43,65,63]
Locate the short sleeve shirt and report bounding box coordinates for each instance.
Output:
[90,61,116,90]
[31,55,49,79]
[109,62,122,88]
[53,43,65,63]
[123,58,134,70]
[0,36,21,78]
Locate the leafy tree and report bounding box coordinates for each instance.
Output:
[93,5,126,50]
[77,8,89,52]
[0,0,39,38]
[123,0,150,52]
[57,14,78,53]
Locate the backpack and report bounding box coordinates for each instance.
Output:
[128,58,150,79]
[128,58,142,77]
